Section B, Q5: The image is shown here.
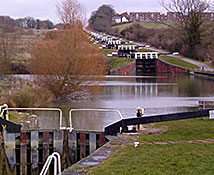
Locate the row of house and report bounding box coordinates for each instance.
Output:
[113,11,214,23]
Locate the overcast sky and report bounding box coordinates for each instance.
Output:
[0,0,166,23]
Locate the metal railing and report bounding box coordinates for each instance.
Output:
[0,107,64,130]
[0,104,125,132]
[40,152,61,175]
[68,108,124,131]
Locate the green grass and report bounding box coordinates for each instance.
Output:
[103,49,117,55]
[106,57,134,71]
[160,56,200,69]
[138,118,214,143]
[112,22,170,32]
[8,112,29,123]
[103,48,134,71]
[90,143,214,175]
[89,118,214,175]
[138,48,155,52]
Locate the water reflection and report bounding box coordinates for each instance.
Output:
[5,74,214,131]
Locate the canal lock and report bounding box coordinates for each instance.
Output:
[0,128,107,175]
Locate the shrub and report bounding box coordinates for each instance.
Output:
[4,86,53,108]
[10,63,30,74]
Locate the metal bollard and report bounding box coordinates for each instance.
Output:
[136,107,144,130]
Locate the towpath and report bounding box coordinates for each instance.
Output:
[134,41,214,72]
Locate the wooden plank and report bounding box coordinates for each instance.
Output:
[53,130,64,155]
[31,131,39,174]
[68,131,77,163]
[80,133,86,159]
[43,131,49,162]
[20,132,27,175]
[99,133,106,146]
[89,133,96,154]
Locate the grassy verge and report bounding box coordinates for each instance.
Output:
[103,49,117,55]
[90,143,214,175]
[105,57,134,71]
[102,48,134,71]
[138,48,155,52]
[89,118,214,175]
[160,56,200,69]
[138,118,214,143]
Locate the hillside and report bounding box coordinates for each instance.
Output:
[112,21,169,32]
[15,29,49,62]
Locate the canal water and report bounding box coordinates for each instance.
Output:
[37,74,214,131]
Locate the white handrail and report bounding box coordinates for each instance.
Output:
[0,107,64,130]
[68,108,124,131]
[40,152,61,175]
[0,104,8,119]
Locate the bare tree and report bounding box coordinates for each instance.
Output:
[56,0,86,26]
[161,0,211,58]
[31,0,106,100]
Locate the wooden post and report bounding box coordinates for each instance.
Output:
[3,131,17,173]
[43,131,49,162]
[31,131,39,174]
[99,133,106,146]
[68,131,77,163]
[80,133,86,159]
[53,130,64,155]
[89,133,96,154]
[20,132,27,175]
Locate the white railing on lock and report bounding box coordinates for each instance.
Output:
[68,108,124,131]
[40,152,61,175]
[0,107,64,130]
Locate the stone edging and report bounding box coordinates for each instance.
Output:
[62,134,138,175]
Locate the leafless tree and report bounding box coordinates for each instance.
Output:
[31,0,106,101]
[56,0,86,26]
[161,0,211,58]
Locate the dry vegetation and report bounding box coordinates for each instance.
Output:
[31,0,106,101]
[0,0,107,105]
[13,29,49,62]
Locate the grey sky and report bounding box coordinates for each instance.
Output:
[0,0,166,23]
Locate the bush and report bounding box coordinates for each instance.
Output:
[4,86,53,108]
[10,63,30,74]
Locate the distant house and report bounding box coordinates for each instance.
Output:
[113,12,130,24]
[113,15,122,23]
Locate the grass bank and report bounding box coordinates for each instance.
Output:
[160,56,200,69]
[89,118,214,175]
[112,22,169,32]
[105,57,133,71]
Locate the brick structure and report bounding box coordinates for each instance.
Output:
[114,11,214,23]
[157,59,187,73]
